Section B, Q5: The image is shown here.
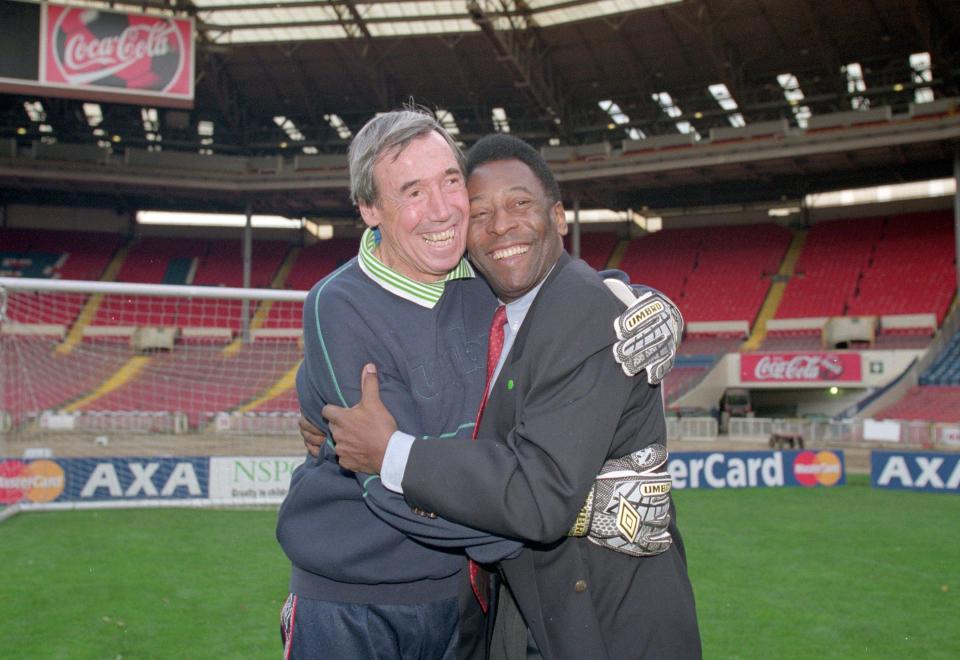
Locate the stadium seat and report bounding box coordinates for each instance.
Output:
[75,343,303,429]
[873,386,960,423]
[621,223,791,326]
[1,339,134,426]
[776,217,883,319]
[564,232,619,270]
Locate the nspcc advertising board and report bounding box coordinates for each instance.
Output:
[0,0,194,108]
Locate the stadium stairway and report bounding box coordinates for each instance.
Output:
[605,238,630,271]
[62,354,153,412]
[234,360,301,413]
[55,242,130,356]
[222,245,301,357]
[741,228,807,351]
[919,331,960,385]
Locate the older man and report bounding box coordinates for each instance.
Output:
[326,134,701,659]
[277,110,508,659]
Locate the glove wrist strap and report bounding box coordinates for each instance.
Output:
[567,486,594,537]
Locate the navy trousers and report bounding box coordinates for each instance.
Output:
[280,593,459,660]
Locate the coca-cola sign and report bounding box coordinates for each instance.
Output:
[741,352,862,383]
[41,4,193,104]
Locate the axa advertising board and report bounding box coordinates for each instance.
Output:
[872,451,960,494]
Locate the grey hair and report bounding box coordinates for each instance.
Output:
[348,109,465,207]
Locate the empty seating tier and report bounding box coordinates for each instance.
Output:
[776,217,883,319]
[620,224,791,325]
[873,386,960,424]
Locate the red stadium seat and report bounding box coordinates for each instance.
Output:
[873,386,960,424]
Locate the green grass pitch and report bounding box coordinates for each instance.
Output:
[1,474,957,659]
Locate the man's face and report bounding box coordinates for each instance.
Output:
[359,131,469,283]
[466,159,567,303]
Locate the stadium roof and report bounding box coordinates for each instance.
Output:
[1,0,959,218]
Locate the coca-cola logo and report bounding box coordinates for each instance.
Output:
[753,354,845,381]
[49,7,186,92]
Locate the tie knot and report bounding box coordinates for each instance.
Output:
[492,305,507,328]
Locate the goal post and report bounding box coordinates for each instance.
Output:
[1,277,311,510]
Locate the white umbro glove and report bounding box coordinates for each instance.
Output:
[603,279,683,385]
[567,444,673,557]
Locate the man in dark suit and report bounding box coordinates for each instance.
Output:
[327,134,701,659]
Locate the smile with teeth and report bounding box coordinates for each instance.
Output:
[423,228,455,247]
[492,245,529,261]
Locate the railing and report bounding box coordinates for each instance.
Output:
[666,416,718,442]
[723,416,960,451]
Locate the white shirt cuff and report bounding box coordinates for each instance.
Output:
[380,431,416,493]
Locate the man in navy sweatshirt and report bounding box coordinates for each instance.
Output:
[278,112,682,659]
[277,110,528,659]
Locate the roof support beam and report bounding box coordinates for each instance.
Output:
[467,0,576,142]
[670,0,747,103]
[196,50,246,144]
[909,0,960,96]
[330,1,392,107]
[796,0,846,106]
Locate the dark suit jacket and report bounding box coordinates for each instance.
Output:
[403,253,701,660]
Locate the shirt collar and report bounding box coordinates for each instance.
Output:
[357,228,475,309]
[502,264,555,334]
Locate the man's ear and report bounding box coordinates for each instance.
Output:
[552,201,568,236]
[358,202,380,229]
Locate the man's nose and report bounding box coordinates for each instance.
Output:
[426,187,454,221]
[487,207,518,235]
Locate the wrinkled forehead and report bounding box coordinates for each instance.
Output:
[467,158,544,200]
[373,132,461,190]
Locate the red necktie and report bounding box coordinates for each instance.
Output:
[468,305,507,614]
[473,305,507,437]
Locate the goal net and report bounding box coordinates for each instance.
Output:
[1,277,309,509]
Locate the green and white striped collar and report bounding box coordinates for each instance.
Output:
[357,228,475,308]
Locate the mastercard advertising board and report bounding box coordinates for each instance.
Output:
[0,0,194,108]
[0,459,66,504]
[669,450,845,490]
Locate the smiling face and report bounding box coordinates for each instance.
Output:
[358,130,469,283]
[466,158,568,303]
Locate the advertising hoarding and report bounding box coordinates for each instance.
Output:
[0,0,194,108]
[740,352,862,383]
[872,451,960,494]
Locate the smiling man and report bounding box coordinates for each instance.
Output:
[327,134,701,659]
[276,111,508,659]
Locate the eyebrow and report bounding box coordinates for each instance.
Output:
[400,167,462,194]
[469,184,534,203]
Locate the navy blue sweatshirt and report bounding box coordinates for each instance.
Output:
[276,256,521,605]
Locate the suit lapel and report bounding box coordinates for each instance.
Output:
[479,253,571,440]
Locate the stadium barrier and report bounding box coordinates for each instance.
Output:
[666,416,719,442]
[213,411,300,435]
[1,448,852,513]
[725,416,959,450]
